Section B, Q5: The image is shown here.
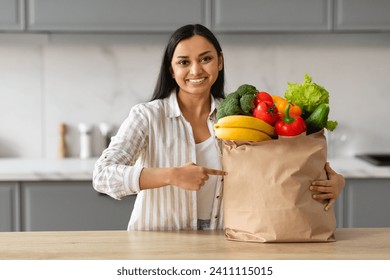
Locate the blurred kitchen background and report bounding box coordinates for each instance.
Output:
[1,0,389,159]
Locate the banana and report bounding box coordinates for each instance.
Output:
[214,127,272,142]
[215,115,275,137]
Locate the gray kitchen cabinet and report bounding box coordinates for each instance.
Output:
[335,0,390,31]
[344,179,390,227]
[337,179,390,227]
[326,178,390,228]
[0,0,24,31]
[21,181,135,231]
[333,191,344,228]
[212,0,332,32]
[0,182,19,231]
[4,0,390,33]
[27,0,208,32]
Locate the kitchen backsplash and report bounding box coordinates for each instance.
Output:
[1,33,389,159]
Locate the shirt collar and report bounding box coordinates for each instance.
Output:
[165,92,219,118]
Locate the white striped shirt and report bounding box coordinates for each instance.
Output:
[92,92,224,231]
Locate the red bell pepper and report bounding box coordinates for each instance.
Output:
[253,100,279,126]
[275,104,306,136]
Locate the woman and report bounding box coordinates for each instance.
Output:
[92,24,345,231]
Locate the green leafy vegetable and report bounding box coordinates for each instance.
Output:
[284,74,329,117]
[326,120,338,131]
[284,73,338,133]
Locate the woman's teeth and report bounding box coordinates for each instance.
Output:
[189,78,205,84]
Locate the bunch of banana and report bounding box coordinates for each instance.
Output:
[214,115,275,142]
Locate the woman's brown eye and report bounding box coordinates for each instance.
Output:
[178,60,189,65]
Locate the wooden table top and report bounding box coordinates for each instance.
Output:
[1,228,389,260]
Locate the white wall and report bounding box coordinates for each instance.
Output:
[0,33,389,158]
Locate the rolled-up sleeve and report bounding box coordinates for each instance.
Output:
[92,104,148,199]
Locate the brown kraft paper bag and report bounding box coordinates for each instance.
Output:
[222,130,336,243]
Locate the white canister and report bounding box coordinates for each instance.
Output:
[78,123,93,159]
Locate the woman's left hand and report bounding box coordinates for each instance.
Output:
[310,162,345,211]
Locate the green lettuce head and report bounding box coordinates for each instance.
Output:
[284,74,329,116]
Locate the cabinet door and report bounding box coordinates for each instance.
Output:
[21,181,136,231]
[0,0,24,30]
[27,0,208,32]
[0,183,19,231]
[344,179,390,227]
[212,0,332,32]
[335,0,390,31]
[333,192,344,228]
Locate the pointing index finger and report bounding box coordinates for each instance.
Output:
[204,168,228,176]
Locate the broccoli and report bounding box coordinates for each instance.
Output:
[216,84,258,120]
[216,96,243,120]
[240,94,256,114]
[235,84,258,97]
[227,91,240,99]
[216,102,227,120]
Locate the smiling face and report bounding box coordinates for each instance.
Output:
[170,35,223,98]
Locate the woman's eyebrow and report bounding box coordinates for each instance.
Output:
[175,50,212,59]
[198,50,212,57]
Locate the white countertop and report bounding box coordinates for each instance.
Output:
[0,158,97,181]
[329,157,390,178]
[0,156,389,181]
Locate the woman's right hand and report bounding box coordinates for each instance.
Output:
[139,162,227,191]
[171,162,227,191]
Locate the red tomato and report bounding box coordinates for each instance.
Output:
[253,101,279,126]
[255,91,274,105]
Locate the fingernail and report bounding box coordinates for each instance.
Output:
[309,186,313,190]
[312,195,316,198]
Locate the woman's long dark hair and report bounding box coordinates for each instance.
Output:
[150,24,225,101]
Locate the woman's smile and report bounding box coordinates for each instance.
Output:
[188,77,207,84]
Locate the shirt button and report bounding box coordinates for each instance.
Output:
[216,196,220,199]
[215,216,218,219]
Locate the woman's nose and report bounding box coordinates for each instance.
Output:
[190,62,202,75]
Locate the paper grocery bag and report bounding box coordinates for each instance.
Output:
[222,130,336,243]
